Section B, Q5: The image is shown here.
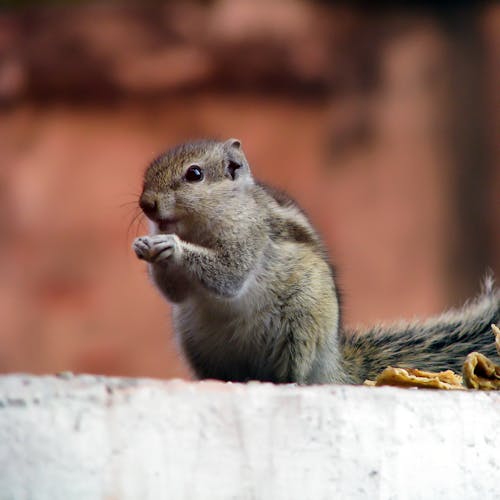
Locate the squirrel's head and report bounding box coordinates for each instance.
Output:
[139,138,254,236]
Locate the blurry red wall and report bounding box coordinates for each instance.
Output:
[0,1,498,378]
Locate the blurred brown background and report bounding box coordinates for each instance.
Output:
[0,0,498,379]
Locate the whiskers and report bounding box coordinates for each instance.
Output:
[117,193,147,241]
[128,207,147,241]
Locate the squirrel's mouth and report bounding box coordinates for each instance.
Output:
[157,218,180,233]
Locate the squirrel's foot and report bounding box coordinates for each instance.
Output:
[133,234,181,263]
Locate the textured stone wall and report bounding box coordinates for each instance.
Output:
[0,375,499,500]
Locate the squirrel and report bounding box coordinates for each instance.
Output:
[132,138,500,384]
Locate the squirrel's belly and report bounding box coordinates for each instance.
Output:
[172,301,278,382]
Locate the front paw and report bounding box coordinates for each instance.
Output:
[132,234,181,263]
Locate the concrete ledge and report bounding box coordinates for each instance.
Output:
[0,375,499,500]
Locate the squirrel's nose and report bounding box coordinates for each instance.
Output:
[139,194,158,220]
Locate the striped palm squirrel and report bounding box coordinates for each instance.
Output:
[132,138,499,384]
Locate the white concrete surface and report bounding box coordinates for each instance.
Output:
[0,375,499,500]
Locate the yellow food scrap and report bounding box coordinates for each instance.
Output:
[365,367,464,390]
[462,324,500,390]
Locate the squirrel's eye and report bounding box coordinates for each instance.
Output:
[184,165,204,182]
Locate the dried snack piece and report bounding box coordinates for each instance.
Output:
[463,353,500,390]
[365,366,464,390]
[462,324,500,390]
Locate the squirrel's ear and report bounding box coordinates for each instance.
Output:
[225,138,241,150]
[223,138,252,181]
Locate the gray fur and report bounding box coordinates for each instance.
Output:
[133,139,500,385]
[340,283,499,383]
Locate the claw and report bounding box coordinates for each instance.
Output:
[133,234,179,263]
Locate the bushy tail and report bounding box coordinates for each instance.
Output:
[340,278,500,384]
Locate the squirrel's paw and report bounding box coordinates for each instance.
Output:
[133,234,181,263]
